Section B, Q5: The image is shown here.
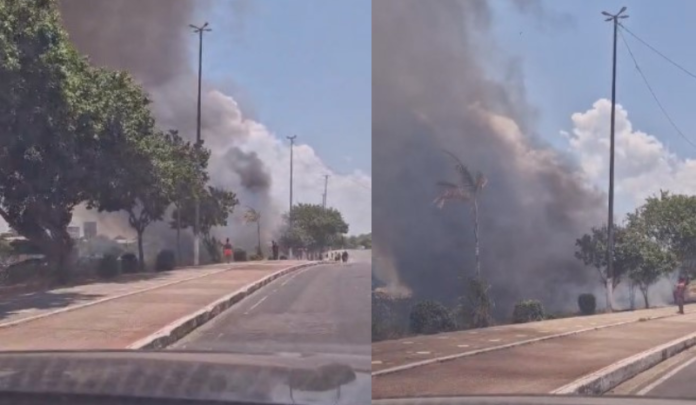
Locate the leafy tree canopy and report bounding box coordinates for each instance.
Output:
[0,0,160,280]
[171,186,239,236]
[279,204,349,251]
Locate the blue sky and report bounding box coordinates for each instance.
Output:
[197,0,371,176]
[490,0,696,159]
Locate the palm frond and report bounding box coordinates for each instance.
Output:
[443,150,476,193]
[433,185,470,208]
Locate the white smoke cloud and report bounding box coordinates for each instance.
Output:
[202,90,372,237]
[563,98,696,218]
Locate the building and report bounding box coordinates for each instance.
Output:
[83,221,97,239]
[67,226,81,240]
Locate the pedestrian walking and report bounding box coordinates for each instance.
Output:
[341,250,348,263]
[674,275,688,314]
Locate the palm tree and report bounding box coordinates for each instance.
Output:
[434,152,492,328]
[243,207,263,257]
[434,152,487,278]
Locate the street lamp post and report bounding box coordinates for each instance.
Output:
[601,7,628,312]
[190,22,211,266]
[286,135,297,259]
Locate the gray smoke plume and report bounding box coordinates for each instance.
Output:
[373,0,606,316]
[58,0,276,254]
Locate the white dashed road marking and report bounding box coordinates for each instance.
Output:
[245,295,268,315]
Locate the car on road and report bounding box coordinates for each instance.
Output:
[0,350,370,405]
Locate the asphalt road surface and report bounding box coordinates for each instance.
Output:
[170,261,371,358]
[610,344,696,399]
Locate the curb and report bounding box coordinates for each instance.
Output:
[372,311,681,378]
[0,264,252,330]
[551,330,696,395]
[127,261,328,350]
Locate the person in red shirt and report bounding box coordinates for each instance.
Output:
[222,238,233,263]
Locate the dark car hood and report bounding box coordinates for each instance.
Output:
[0,350,370,404]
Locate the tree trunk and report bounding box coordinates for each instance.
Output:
[137,229,145,272]
[640,285,650,309]
[46,231,74,285]
[628,282,636,311]
[472,197,481,279]
[605,277,613,312]
[176,204,181,262]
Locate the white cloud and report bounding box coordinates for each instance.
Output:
[564,98,696,216]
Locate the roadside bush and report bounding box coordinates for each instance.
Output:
[578,293,597,315]
[249,253,264,261]
[98,254,120,279]
[409,300,455,335]
[280,255,288,260]
[512,299,545,324]
[233,248,248,262]
[155,249,176,272]
[120,253,139,273]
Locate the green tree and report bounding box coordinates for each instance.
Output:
[624,208,679,308]
[0,0,156,281]
[633,191,696,275]
[165,130,209,260]
[280,204,349,255]
[96,131,172,270]
[575,224,635,309]
[171,186,239,262]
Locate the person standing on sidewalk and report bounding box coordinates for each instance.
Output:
[222,238,233,264]
[674,275,688,314]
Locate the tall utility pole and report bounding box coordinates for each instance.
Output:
[190,22,211,266]
[601,7,628,312]
[286,136,297,259]
[322,175,329,208]
[287,135,297,216]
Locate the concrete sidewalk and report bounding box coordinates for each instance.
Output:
[372,306,696,399]
[0,261,309,350]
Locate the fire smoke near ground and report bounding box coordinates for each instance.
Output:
[58,0,274,256]
[373,0,607,315]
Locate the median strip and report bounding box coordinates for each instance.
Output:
[0,265,237,330]
[128,262,325,350]
[372,311,680,378]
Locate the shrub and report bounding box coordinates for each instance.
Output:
[279,255,288,260]
[120,253,139,273]
[155,249,176,272]
[578,293,596,315]
[512,299,545,324]
[98,254,120,279]
[409,300,455,335]
[233,248,248,262]
[249,253,264,261]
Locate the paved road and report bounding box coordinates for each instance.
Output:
[610,344,696,399]
[171,262,372,359]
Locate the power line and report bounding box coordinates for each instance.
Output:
[618,27,696,149]
[619,24,696,82]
